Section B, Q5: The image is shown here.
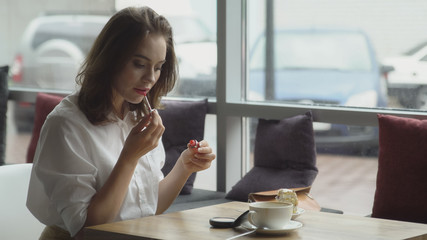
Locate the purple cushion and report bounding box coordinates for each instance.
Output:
[26,93,64,163]
[158,99,208,195]
[372,114,427,223]
[225,112,318,202]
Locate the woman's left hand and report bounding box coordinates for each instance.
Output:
[179,140,216,174]
[156,140,216,214]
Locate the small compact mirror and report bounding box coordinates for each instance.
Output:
[209,210,249,228]
[209,217,236,228]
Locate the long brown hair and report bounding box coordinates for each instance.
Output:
[76,6,178,124]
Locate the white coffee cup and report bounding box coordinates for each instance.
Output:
[248,202,293,229]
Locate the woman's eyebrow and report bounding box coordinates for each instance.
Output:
[134,54,166,64]
[134,54,150,61]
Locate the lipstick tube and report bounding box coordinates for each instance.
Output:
[189,140,200,153]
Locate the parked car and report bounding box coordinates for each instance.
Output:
[10,14,110,90]
[248,28,392,154]
[10,13,110,132]
[382,41,427,109]
[10,13,216,132]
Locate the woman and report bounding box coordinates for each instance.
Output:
[27,6,215,239]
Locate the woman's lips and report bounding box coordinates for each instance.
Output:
[134,88,149,96]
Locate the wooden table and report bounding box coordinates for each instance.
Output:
[84,201,427,240]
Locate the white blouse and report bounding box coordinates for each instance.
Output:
[26,92,165,237]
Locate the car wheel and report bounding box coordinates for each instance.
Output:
[415,86,427,109]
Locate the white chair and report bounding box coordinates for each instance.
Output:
[0,163,45,240]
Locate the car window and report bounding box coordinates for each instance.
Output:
[32,19,105,54]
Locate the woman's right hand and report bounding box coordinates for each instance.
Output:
[121,110,165,163]
[85,111,164,230]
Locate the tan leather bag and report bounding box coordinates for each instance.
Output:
[248,186,321,211]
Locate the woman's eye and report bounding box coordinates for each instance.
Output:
[155,64,164,71]
[134,61,144,68]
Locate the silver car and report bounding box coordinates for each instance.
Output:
[11,14,110,91]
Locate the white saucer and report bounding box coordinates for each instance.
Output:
[241,220,303,235]
[292,207,305,220]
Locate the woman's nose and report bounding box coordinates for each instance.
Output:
[144,67,156,83]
